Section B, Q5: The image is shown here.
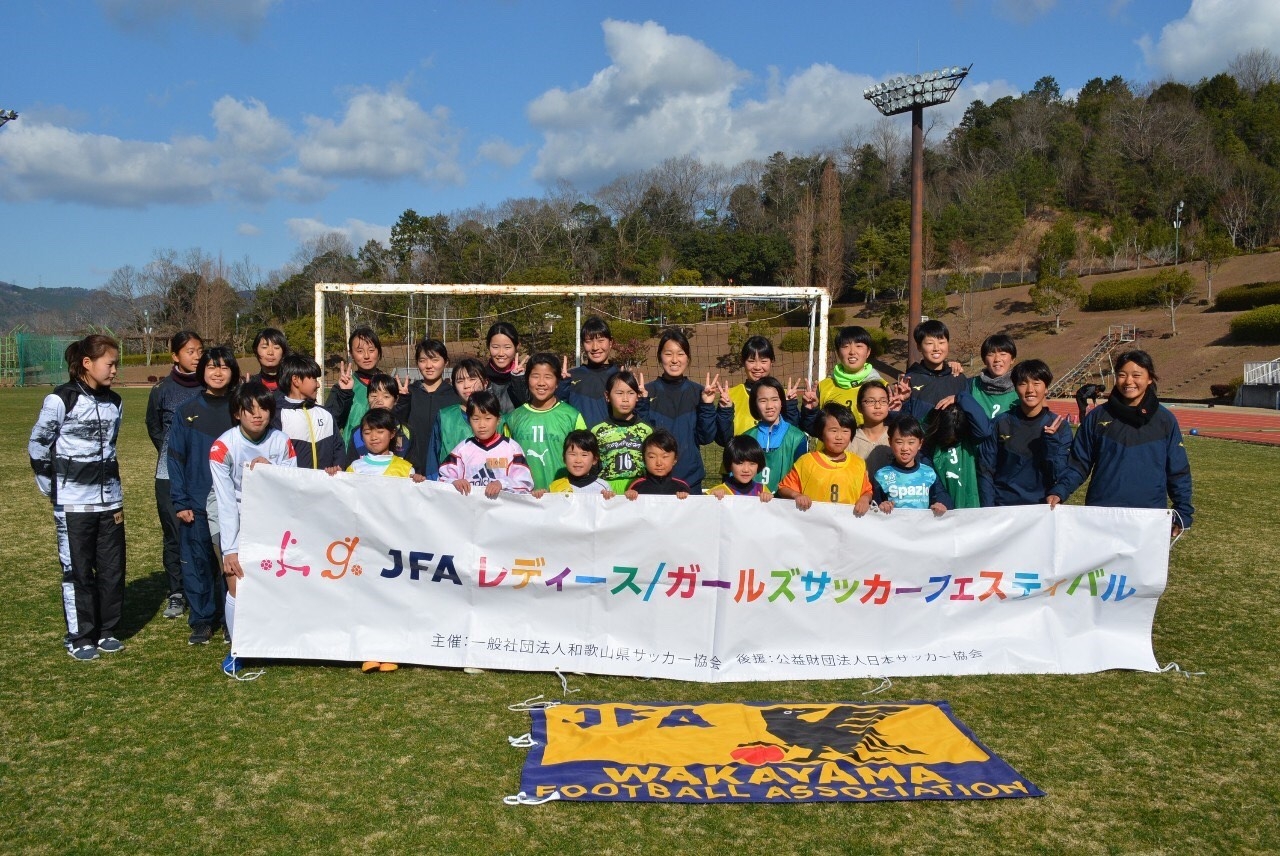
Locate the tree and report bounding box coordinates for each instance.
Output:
[1192,231,1235,302]
[816,161,844,299]
[1029,272,1083,333]
[790,188,815,288]
[1152,268,1197,335]
[1228,48,1280,96]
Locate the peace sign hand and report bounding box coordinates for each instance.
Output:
[786,377,804,401]
[397,373,411,397]
[336,360,354,390]
[637,371,648,398]
[801,380,819,410]
[561,355,571,380]
[701,373,721,404]
[512,351,528,376]
[1044,414,1066,435]
[719,383,733,407]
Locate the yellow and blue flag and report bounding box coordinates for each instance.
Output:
[519,701,1042,803]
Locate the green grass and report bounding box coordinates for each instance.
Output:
[1,386,1277,854]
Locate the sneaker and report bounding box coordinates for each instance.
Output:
[97,636,124,653]
[463,667,485,675]
[221,653,241,676]
[378,662,399,672]
[163,593,186,619]
[188,624,213,646]
[362,661,382,673]
[69,645,99,661]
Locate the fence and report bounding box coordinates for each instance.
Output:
[0,332,76,387]
[1243,359,1280,386]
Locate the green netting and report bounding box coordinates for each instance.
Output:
[0,333,76,387]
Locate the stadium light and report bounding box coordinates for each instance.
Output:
[1173,200,1184,267]
[0,109,18,128]
[864,65,970,366]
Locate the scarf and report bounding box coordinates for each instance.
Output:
[171,366,201,389]
[486,360,515,385]
[566,470,602,489]
[973,369,1013,396]
[831,362,878,390]
[1105,384,1159,428]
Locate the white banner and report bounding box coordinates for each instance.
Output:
[235,466,1168,681]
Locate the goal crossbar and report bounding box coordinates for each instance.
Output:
[314,282,830,394]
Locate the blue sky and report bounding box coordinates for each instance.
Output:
[3,0,1278,290]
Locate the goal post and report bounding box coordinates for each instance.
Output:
[313,282,830,398]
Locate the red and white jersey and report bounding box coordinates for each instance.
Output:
[210,426,296,554]
[438,434,533,494]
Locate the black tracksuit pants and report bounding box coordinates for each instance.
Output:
[154,477,183,596]
[55,508,126,649]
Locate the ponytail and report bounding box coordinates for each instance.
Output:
[66,334,119,381]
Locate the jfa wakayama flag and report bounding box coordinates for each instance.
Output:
[517,701,1044,803]
[234,466,1169,680]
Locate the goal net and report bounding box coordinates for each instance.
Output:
[313,283,831,396]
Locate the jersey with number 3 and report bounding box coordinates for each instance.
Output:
[504,401,586,490]
[777,450,871,505]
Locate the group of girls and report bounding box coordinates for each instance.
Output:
[30,317,1194,665]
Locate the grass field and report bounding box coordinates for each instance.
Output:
[1,386,1277,855]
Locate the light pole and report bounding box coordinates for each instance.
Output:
[1173,200,1184,267]
[865,65,970,367]
[144,309,153,366]
[235,312,241,348]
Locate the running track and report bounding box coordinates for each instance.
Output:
[1047,401,1280,446]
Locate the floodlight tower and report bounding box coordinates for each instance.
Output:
[864,66,970,366]
[0,109,18,128]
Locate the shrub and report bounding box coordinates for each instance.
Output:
[1210,377,1243,400]
[610,320,649,346]
[828,307,846,326]
[1083,273,1167,311]
[779,329,811,352]
[1213,280,1280,312]
[1229,304,1280,343]
[867,326,891,358]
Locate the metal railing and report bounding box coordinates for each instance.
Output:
[1244,358,1280,385]
[1048,325,1137,398]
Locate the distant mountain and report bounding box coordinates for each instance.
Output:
[0,281,98,332]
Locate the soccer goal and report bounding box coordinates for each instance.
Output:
[313,283,831,395]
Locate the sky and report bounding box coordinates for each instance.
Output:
[3,0,1279,291]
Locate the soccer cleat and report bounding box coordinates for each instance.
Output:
[362,661,381,673]
[378,662,399,672]
[221,653,241,676]
[97,637,124,653]
[188,625,213,646]
[69,645,100,661]
[163,593,186,619]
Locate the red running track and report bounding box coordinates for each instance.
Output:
[1047,401,1280,446]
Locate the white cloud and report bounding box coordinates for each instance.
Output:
[528,19,1007,188]
[98,0,280,39]
[298,87,463,184]
[0,121,215,206]
[1139,0,1280,80]
[236,222,261,236]
[212,96,292,159]
[286,217,391,248]
[477,137,529,168]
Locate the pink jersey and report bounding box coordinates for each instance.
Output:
[438,434,534,494]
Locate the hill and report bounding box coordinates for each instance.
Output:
[886,252,1280,401]
[0,281,97,332]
